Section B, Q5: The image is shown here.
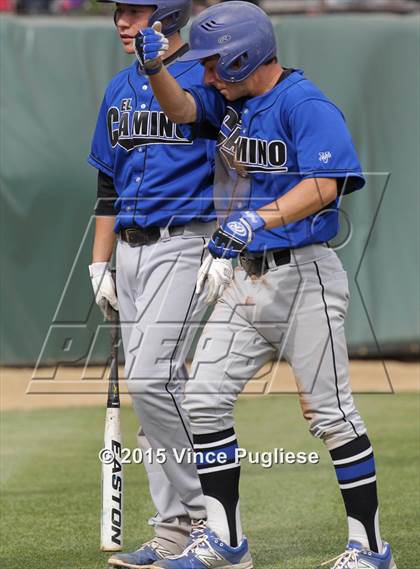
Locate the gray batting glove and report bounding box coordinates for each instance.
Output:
[196,255,233,304]
[89,262,119,320]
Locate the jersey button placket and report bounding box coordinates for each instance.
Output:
[137,89,148,154]
[133,87,150,220]
[241,109,248,135]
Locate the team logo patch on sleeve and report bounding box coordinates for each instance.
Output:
[319,151,332,163]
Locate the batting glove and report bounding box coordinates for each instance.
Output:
[196,255,233,304]
[89,262,119,321]
[208,210,265,259]
[134,21,168,75]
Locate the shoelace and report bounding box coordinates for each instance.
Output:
[321,548,361,569]
[181,521,212,556]
[182,533,211,556]
[190,519,208,539]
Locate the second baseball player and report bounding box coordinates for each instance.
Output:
[138,2,398,569]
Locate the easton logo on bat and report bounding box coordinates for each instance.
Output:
[217,106,288,174]
[107,99,193,150]
[110,439,123,545]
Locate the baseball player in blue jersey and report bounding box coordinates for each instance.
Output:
[135,2,398,568]
[88,2,236,567]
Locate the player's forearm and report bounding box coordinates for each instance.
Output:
[92,216,117,263]
[257,178,338,230]
[148,66,197,123]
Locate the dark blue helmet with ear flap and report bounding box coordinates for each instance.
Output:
[179,1,277,82]
[100,0,192,36]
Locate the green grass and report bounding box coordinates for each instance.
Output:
[1,394,419,569]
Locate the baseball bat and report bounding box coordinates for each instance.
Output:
[101,309,123,551]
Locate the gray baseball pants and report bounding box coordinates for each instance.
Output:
[118,239,367,543]
[116,222,215,539]
[185,244,366,450]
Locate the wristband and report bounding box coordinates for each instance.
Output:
[145,62,163,76]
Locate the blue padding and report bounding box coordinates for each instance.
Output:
[195,444,238,467]
[335,456,375,482]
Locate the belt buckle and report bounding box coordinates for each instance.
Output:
[240,253,265,278]
[125,228,138,246]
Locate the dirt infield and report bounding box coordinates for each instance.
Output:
[1,360,418,411]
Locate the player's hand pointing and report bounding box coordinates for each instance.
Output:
[196,255,233,304]
[208,210,266,259]
[134,21,168,75]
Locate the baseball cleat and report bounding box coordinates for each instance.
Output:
[152,525,253,569]
[108,538,181,568]
[320,540,397,569]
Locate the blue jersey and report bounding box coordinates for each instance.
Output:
[187,69,365,252]
[88,58,216,230]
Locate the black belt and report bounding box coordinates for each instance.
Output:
[239,249,291,277]
[120,225,184,247]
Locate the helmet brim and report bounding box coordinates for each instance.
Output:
[177,47,221,63]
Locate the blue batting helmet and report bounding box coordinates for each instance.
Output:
[99,0,192,36]
[179,1,277,82]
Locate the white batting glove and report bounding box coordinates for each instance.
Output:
[134,21,168,75]
[89,262,119,320]
[196,255,233,305]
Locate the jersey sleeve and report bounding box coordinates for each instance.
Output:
[289,99,365,193]
[88,93,115,177]
[95,171,117,216]
[186,84,227,129]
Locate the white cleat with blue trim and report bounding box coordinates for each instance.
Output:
[108,538,180,568]
[153,523,253,569]
[320,540,398,569]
